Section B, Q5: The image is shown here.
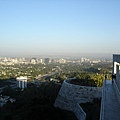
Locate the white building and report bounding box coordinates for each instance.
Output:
[39,58,44,64]
[80,58,90,63]
[30,58,37,64]
[59,59,66,63]
[16,76,27,89]
[112,54,120,91]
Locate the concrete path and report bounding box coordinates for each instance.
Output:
[104,80,120,120]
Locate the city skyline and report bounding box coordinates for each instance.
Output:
[0,0,120,57]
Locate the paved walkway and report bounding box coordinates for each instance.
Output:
[104,80,120,120]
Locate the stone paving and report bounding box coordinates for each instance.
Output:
[104,80,120,120]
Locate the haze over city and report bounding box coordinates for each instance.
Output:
[0,0,120,57]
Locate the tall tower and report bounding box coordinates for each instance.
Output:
[44,58,49,65]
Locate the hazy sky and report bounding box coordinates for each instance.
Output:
[0,0,120,56]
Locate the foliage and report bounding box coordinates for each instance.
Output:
[0,82,77,120]
[0,62,112,81]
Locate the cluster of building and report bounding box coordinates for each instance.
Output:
[0,57,111,65]
[0,57,66,65]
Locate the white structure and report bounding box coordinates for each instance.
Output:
[30,58,37,64]
[80,58,90,63]
[54,78,102,120]
[112,54,120,91]
[39,58,44,64]
[113,54,120,74]
[59,59,66,63]
[16,76,27,89]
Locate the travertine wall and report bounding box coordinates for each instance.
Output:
[113,54,120,93]
[54,78,102,120]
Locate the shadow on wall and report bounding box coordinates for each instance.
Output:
[54,78,102,120]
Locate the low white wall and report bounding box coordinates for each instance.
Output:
[54,78,102,120]
[74,103,86,120]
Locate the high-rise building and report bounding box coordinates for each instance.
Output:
[59,59,66,63]
[51,59,56,64]
[30,58,37,64]
[44,58,49,65]
[39,58,44,64]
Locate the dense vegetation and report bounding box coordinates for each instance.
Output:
[69,73,104,87]
[0,82,77,120]
[0,62,112,82]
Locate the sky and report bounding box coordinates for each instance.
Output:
[0,0,120,57]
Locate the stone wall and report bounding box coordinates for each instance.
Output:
[113,54,120,93]
[74,103,86,120]
[54,78,102,120]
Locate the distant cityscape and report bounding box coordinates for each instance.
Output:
[0,56,112,65]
